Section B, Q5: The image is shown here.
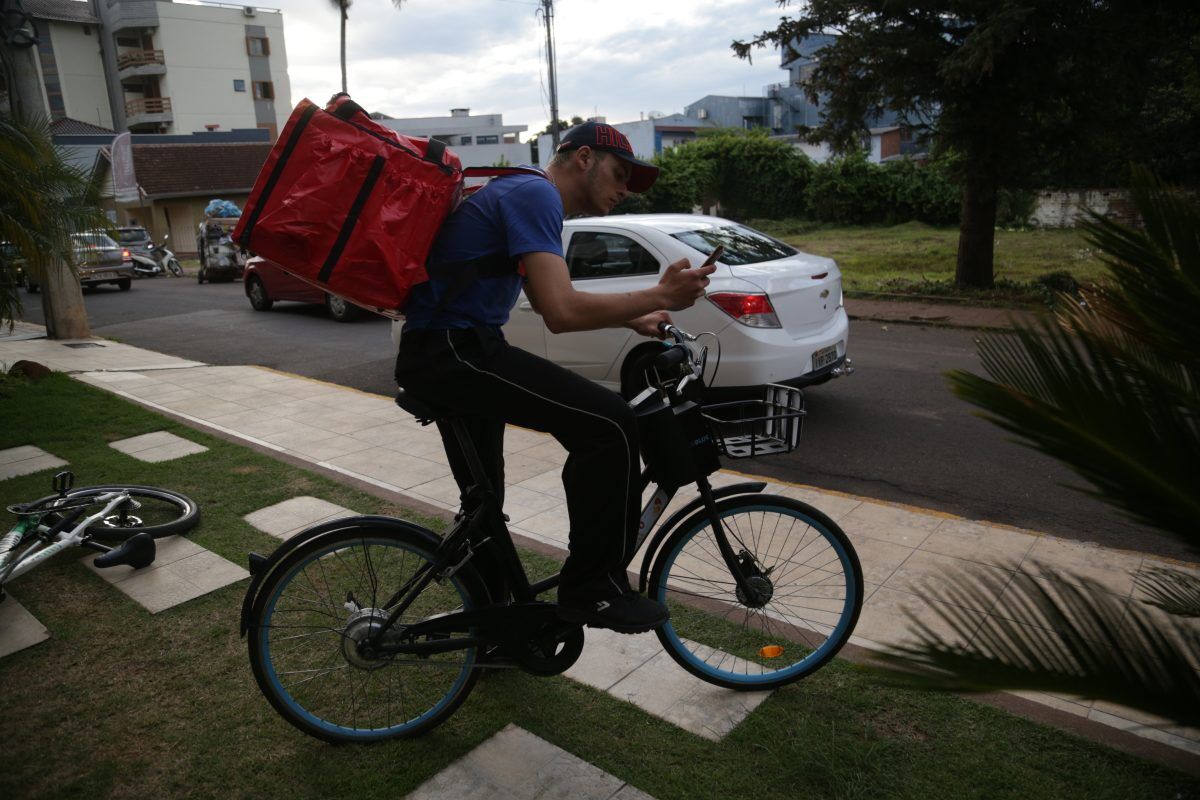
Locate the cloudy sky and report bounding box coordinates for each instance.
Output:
[260,0,792,140]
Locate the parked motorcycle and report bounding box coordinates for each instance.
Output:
[153,236,184,277]
[130,235,183,277]
[129,251,163,277]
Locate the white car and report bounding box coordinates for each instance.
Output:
[394,214,851,396]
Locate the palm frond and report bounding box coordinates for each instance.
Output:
[875,563,1200,727]
[1134,566,1200,618]
[0,110,111,330]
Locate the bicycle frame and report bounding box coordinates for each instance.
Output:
[0,491,131,586]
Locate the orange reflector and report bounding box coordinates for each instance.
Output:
[759,645,784,659]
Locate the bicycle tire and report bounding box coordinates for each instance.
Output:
[25,485,200,541]
[649,494,863,690]
[246,525,484,743]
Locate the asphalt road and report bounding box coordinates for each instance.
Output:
[20,276,1187,562]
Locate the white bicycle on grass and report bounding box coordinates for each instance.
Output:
[0,471,200,602]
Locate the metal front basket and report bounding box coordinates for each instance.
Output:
[701,384,806,459]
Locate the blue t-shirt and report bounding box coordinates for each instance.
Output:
[403,171,563,331]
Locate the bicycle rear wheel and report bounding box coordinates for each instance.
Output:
[25,485,200,541]
[247,526,482,743]
[649,494,862,690]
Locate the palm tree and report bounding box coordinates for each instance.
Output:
[328,0,405,95]
[0,111,110,334]
[328,0,351,94]
[877,167,1200,726]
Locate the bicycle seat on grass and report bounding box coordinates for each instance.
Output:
[395,389,443,424]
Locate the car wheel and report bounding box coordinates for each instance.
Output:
[197,267,206,284]
[326,294,359,322]
[246,276,273,311]
[118,278,132,291]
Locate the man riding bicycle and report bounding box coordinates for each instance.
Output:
[394,121,715,634]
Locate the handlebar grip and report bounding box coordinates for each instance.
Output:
[652,346,688,373]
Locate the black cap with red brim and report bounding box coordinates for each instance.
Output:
[555,121,660,193]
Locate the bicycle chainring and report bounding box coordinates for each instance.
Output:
[513,623,585,677]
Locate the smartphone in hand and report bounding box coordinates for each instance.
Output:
[700,244,725,268]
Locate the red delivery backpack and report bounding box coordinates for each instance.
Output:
[233,94,543,317]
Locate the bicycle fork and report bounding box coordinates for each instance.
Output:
[693,476,771,607]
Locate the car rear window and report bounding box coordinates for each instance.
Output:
[670,224,798,266]
[75,233,119,249]
[117,228,149,243]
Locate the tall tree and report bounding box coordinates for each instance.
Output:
[328,0,351,94]
[734,1,1199,288]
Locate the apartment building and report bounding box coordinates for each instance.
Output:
[25,0,291,139]
[377,108,530,168]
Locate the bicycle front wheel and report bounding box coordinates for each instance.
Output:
[247,527,482,743]
[26,485,200,541]
[649,495,862,690]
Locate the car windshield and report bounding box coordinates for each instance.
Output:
[669,224,798,266]
[74,233,119,249]
[116,228,149,243]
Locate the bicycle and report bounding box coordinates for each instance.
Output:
[240,325,863,743]
[1,471,202,601]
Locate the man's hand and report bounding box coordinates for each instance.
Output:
[657,258,715,311]
[626,310,673,338]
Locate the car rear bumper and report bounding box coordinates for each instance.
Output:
[703,307,850,388]
[80,265,136,285]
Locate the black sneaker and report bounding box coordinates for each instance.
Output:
[557,590,670,634]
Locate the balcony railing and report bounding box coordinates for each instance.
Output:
[116,50,164,69]
[126,97,172,116]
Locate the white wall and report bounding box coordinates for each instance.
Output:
[49,21,113,128]
[155,4,291,134]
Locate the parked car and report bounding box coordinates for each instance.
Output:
[391,214,852,397]
[243,256,363,322]
[25,232,135,293]
[1,242,27,289]
[115,225,153,257]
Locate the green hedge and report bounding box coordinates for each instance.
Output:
[626,130,963,225]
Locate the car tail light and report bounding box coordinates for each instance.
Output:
[122,248,131,260]
[707,292,781,328]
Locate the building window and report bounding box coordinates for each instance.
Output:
[476,135,499,145]
[246,36,270,56]
[459,136,472,145]
[252,81,274,100]
[233,79,246,92]
[116,35,139,47]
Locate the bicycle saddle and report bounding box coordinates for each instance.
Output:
[394,389,441,424]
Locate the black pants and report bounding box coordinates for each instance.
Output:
[394,326,640,602]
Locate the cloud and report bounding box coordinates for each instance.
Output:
[266,0,789,138]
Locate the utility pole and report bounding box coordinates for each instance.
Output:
[1,6,91,339]
[540,0,559,148]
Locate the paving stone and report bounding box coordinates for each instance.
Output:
[243,496,360,540]
[566,628,771,742]
[407,725,656,800]
[109,431,208,463]
[0,446,67,481]
[84,546,249,613]
[0,595,50,658]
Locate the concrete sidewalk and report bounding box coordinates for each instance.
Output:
[2,320,1197,767]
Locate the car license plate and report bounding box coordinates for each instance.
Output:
[812,345,839,370]
[88,272,118,281]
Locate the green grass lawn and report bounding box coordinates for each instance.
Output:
[0,373,1196,799]
[750,220,1107,307]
